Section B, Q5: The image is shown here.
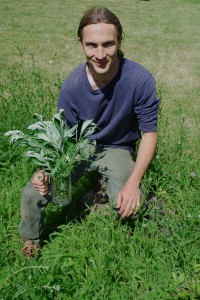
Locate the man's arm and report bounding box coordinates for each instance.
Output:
[117,131,158,218]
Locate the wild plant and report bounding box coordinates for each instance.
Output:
[5,109,96,182]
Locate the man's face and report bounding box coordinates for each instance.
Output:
[81,23,120,77]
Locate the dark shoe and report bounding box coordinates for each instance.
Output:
[94,178,109,204]
[94,187,109,204]
[78,187,109,216]
[79,179,109,208]
[21,240,41,258]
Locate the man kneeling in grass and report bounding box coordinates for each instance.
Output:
[20,7,159,258]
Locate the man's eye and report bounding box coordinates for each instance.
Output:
[104,42,114,47]
[87,44,96,48]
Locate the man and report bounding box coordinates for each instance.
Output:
[20,7,159,257]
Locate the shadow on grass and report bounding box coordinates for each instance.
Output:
[42,185,164,246]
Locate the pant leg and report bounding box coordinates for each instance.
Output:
[19,180,50,242]
[19,168,88,242]
[90,147,143,207]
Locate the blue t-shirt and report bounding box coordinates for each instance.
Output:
[58,58,159,153]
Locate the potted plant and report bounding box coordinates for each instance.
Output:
[5,109,96,206]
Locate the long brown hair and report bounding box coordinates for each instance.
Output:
[77,7,124,57]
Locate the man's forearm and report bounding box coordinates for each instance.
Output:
[129,131,158,185]
[117,131,158,217]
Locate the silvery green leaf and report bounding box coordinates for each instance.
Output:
[65,154,71,162]
[80,120,93,135]
[47,151,60,159]
[44,162,51,170]
[37,133,51,143]
[44,121,55,128]
[91,140,96,146]
[75,154,81,160]
[45,123,63,151]
[26,138,42,149]
[83,126,96,137]
[80,120,96,137]
[28,122,45,131]
[4,130,25,143]
[33,113,43,121]
[28,120,52,131]
[4,130,22,137]
[25,151,45,163]
[63,125,78,139]
[52,110,67,131]
[49,122,61,140]
[52,109,64,122]
[76,141,86,150]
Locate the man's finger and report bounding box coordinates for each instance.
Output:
[122,202,133,217]
[117,193,122,209]
[37,174,44,182]
[126,199,140,217]
[36,171,48,184]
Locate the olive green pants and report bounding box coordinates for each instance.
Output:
[19,146,138,241]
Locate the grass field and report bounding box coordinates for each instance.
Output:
[0,0,200,299]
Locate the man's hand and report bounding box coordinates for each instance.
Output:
[117,132,158,218]
[117,178,140,218]
[32,170,48,196]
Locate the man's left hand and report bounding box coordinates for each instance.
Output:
[117,179,140,218]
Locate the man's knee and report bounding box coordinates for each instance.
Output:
[21,181,48,208]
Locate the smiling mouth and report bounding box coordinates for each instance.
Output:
[95,61,108,68]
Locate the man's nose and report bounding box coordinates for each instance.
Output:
[95,47,106,60]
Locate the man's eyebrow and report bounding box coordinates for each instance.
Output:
[84,40,115,45]
[84,41,96,45]
[103,40,115,45]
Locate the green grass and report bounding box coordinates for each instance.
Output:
[0,0,200,299]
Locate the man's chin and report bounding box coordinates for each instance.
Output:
[93,65,109,75]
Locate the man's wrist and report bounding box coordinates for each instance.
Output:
[128,174,141,187]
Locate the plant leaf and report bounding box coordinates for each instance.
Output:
[80,120,96,138]
[25,150,46,162]
[37,133,51,143]
[63,125,78,139]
